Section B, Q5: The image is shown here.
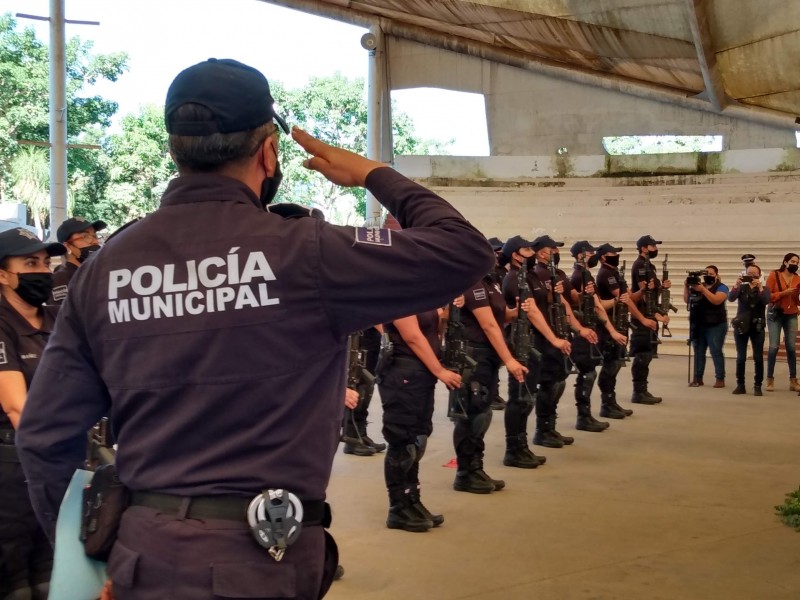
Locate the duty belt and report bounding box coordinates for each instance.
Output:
[391,356,428,371]
[130,491,328,526]
[0,429,18,463]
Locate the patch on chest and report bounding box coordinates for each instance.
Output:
[472,288,487,301]
[0,342,6,365]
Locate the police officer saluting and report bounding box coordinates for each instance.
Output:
[47,216,106,306]
[0,228,67,600]
[629,235,671,404]
[16,58,494,599]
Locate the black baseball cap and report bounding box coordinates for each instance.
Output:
[165,58,289,136]
[531,235,564,251]
[741,254,757,263]
[570,240,595,257]
[487,237,504,252]
[501,235,531,259]
[596,243,623,257]
[57,217,107,243]
[0,228,67,263]
[636,234,662,248]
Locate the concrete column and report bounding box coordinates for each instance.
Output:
[49,0,68,240]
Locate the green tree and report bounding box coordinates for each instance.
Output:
[275,73,450,223]
[9,146,50,236]
[0,13,128,216]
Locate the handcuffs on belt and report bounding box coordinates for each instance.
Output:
[247,489,304,562]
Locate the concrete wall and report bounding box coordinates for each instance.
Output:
[394,151,800,244]
[387,37,797,156]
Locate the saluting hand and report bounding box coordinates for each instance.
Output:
[292,127,385,187]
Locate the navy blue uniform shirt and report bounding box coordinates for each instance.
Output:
[16,167,494,540]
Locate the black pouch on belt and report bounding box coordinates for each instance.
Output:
[81,463,130,561]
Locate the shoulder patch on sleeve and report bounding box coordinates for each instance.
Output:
[0,342,6,365]
[51,285,68,303]
[355,227,392,247]
[608,276,617,284]
[472,288,487,301]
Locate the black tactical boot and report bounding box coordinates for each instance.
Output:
[533,418,564,448]
[475,468,505,491]
[599,393,627,419]
[520,433,547,465]
[386,493,433,532]
[753,385,763,397]
[503,435,540,468]
[631,383,660,405]
[553,429,575,445]
[576,413,608,432]
[613,399,634,416]
[732,383,746,395]
[453,469,495,494]
[342,437,376,456]
[409,488,444,527]
[361,434,386,453]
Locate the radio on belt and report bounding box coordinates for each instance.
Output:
[247,489,304,562]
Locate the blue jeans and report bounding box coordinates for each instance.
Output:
[692,321,727,381]
[767,312,798,378]
[734,329,765,386]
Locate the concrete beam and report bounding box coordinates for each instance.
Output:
[684,0,728,112]
[260,0,800,132]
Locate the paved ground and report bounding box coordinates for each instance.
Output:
[325,355,800,600]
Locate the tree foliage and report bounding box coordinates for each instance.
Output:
[1,15,446,229]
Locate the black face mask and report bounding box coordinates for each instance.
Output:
[587,255,599,268]
[788,264,799,274]
[77,244,101,263]
[648,249,659,259]
[14,272,53,307]
[552,253,560,267]
[703,275,716,285]
[259,162,283,208]
[604,255,620,267]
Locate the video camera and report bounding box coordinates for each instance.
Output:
[685,271,703,286]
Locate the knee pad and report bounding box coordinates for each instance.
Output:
[415,435,428,461]
[386,444,416,471]
[470,380,488,411]
[582,370,598,387]
[470,410,492,437]
[553,379,567,401]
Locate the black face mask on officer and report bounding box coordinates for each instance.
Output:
[587,254,599,268]
[648,249,659,259]
[259,142,283,209]
[76,244,101,263]
[552,252,561,267]
[13,272,53,307]
[604,255,620,267]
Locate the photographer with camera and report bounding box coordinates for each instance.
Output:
[684,266,729,388]
[728,264,771,395]
[764,253,800,392]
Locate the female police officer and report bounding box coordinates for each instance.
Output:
[0,227,66,600]
[454,274,527,493]
[379,309,461,531]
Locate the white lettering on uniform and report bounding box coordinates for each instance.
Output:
[106,251,281,323]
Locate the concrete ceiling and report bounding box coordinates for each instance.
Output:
[262,0,800,125]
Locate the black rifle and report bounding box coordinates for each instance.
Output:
[442,303,477,420]
[659,253,678,337]
[508,261,541,364]
[612,260,631,362]
[343,332,376,442]
[638,254,663,353]
[577,256,597,329]
[548,255,577,373]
